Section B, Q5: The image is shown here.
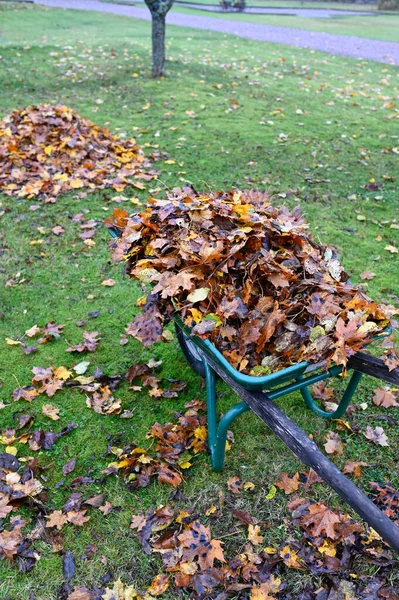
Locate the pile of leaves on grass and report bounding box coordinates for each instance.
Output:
[0,104,156,202]
[107,188,398,375]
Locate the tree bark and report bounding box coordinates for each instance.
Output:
[151,13,166,78]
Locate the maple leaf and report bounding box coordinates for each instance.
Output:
[66,587,94,600]
[256,304,286,354]
[250,575,281,600]
[12,385,38,402]
[101,579,140,600]
[311,381,335,401]
[126,310,163,347]
[332,317,368,367]
[227,475,244,494]
[343,461,368,478]
[157,466,182,487]
[31,366,53,381]
[67,331,100,353]
[275,472,299,494]
[36,377,64,398]
[360,271,375,280]
[279,545,303,569]
[0,524,23,561]
[219,296,248,319]
[324,431,344,455]
[0,493,13,519]
[178,521,225,569]
[300,503,341,539]
[66,510,90,526]
[384,351,399,372]
[46,510,68,530]
[86,386,121,415]
[364,426,389,446]
[372,387,398,408]
[248,524,264,545]
[25,324,41,337]
[42,404,60,420]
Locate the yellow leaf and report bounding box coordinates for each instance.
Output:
[244,481,255,491]
[164,159,175,165]
[317,539,337,557]
[187,287,210,303]
[70,179,84,189]
[44,145,53,156]
[5,338,21,346]
[385,245,398,254]
[265,485,277,500]
[132,181,146,190]
[54,366,72,380]
[179,461,192,469]
[5,446,18,456]
[205,504,217,516]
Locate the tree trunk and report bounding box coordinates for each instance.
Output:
[151,13,166,78]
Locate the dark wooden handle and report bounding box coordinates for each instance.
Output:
[347,352,399,385]
[205,355,399,553]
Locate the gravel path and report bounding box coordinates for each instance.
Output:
[111,0,376,18]
[34,0,399,65]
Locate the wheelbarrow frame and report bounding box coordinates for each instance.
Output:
[174,317,369,472]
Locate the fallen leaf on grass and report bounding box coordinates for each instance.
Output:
[373,387,398,408]
[85,386,121,415]
[67,331,100,353]
[248,524,264,545]
[364,426,389,446]
[324,431,344,455]
[300,502,341,540]
[275,472,299,494]
[343,460,368,478]
[227,476,244,494]
[42,404,60,421]
[279,544,303,569]
[147,573,169,596]
[360,271,375,280]
[62,458,77,476]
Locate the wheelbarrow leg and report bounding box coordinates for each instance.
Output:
[202,359,249,472]
[298,369,363,419]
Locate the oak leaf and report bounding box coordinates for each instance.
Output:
[300,503,341,539]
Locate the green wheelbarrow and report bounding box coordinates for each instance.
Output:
[107,225,390,473]
[174,317,389,472]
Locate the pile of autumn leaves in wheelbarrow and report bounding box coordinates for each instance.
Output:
[107,188,398,374]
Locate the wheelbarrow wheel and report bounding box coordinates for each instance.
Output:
[175,323,207,378]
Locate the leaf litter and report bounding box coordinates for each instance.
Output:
[0,104,157,202]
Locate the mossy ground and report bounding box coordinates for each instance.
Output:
[0,3,398,598]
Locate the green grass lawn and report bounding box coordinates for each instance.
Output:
[0,2,399,599]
